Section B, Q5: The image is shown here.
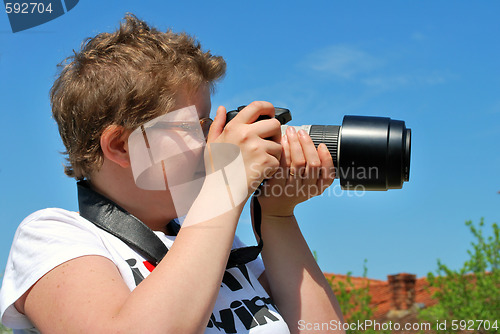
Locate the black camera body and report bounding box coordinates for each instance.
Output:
[226,106,293,125]
[226,106,411,191]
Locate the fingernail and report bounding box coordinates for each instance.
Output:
[298,129,308,137]
[287,126,296,135]
[282,134,288,143]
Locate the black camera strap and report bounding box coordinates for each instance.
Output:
[77,181,263,269]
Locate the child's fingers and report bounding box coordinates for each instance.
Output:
[317,143,335,191]
[286,127,305,178]
[281,134,291,170]
[206,105,226,143]
[297,129,322,181]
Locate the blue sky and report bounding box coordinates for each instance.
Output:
[1,0,499,281]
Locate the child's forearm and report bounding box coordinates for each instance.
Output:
[258,214,345,334]
[119,188,245,333]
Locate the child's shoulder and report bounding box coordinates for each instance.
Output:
[17,207,98,234]
[23,207,79,220]
[21,207,81,225]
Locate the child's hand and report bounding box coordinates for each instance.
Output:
[206,101,282,196]
[256,126,335,217]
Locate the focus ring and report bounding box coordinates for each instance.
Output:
[309,125,340,167]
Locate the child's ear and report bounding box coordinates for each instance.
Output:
[100,125,131,168]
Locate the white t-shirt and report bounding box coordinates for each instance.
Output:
[0,208,290,334]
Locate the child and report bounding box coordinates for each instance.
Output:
[0,14,344,333]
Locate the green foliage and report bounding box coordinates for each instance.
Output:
[328,259,391,334]
[419,218,500,334]
[0,323,12,334]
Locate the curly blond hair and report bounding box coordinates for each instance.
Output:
[50,14,226,180]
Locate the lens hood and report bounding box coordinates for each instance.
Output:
[338,116,411,190]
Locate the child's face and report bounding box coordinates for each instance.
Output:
[127,85,213,217]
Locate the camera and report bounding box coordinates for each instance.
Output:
[226,106,411,191]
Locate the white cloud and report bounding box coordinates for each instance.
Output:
[304,45,382,79]
[302,44,451,90]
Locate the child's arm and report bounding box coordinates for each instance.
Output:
[18,101,282,334]
[254,126,345,334]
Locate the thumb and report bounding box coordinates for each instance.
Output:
[207,105,226,143]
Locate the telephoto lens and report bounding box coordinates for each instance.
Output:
[226,107,412,191]
[295,116,411,190]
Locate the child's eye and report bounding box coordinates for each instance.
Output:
[177,123,194,131]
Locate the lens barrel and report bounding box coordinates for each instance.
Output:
[308,116,411,190]
[227,107,411,191]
